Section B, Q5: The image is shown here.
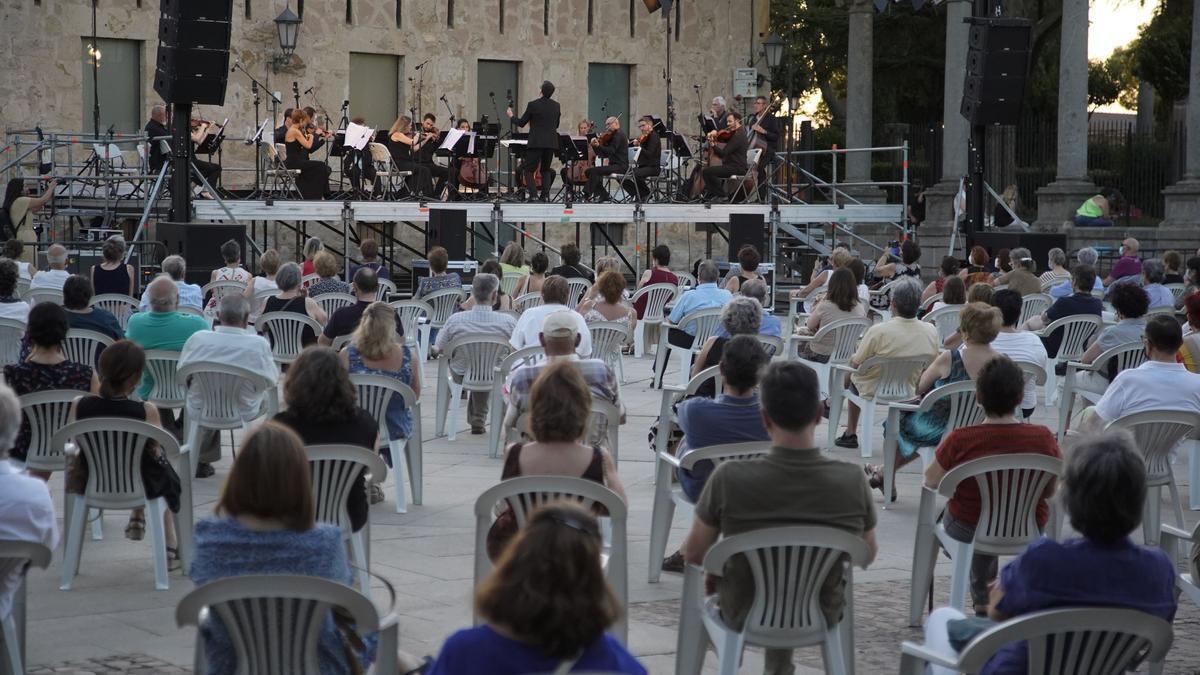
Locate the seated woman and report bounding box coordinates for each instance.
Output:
[577,270,636,334]
[243,248,281,324]
[690,297,761,398]
[67,340,181,566]
[921,356,1060,616]
[351,238,391,281]
[920,429,1174,675]
[283,108,332,200]
[2,238,37,281]
[261,262,327,346]
[579,257,624,306]
[1038,247,1071,288]
[794,268,867,363]
[90,236,135,296]
[433,502,645,675]
[928,275,966,313]
[723,244,762,294]
[460,260,512,311]
[499,241,529,278]
[274,347,379,529]
[301,237,323,277]
[416,246,463,299]
[513,251,549,298]
[958,245,994,288]
[865,303,1003,501]
[1179,293,1200,372]
[1071,282,1149,396]
[308,250,352,297]
[3,302,98,476]
[874,239,922,282]
[921,256,961,305]
[62,274,123,341]
[791,247,853,311]
[340,302,420,466]
[489,362,625,560]
[1163,250,1185,285]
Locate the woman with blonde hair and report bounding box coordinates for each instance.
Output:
[791,247,854,309]
[499,241,528,276]
[244,248,281,323]
[341,302,420,460]
[308,250,352,297]
[300,237,323,277]
[993,184,1020,228]
[386,115,434,197]
[865,302,1004,500]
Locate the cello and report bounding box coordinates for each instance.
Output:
[687,127,735,200]
[568,120,597,185]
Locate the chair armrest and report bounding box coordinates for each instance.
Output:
[661,383,687,394]
[899,641,961,669]
[657,450,682,469]
[790,334,816,344]
[1162,524,1193,543]
[1062,359,1098,376]
[886,401,921,413]
[830,363,859,376]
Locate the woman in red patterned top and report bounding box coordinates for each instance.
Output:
[633,244,678,319]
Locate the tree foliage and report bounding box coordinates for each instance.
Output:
[1088,50,1137,113]
[1131,0,1192,104]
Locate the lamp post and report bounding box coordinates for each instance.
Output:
[271,5,301,72]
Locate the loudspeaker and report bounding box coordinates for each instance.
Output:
[960,18,1031,126]
[157,221,246,285]
[727,213,766,262]
[153,0,233,106]
[427,209,467,261]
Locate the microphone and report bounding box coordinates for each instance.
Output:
[692,83,701,90]
[292,82,299,92]
[440,94,447,102]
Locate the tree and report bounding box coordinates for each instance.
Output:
[1088,53,1136,114]
[1131,0,1192,104]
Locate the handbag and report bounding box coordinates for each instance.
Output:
[485,506,518,562]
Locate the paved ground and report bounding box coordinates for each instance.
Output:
[19,350,1200,674]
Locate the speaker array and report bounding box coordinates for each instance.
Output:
[960,18,1032,126]
[152,0,235,106]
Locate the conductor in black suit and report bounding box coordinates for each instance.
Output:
[623,116,661,202]
[507,80,561,202]
[701,111,750,201]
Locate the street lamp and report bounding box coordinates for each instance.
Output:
[762,33,785,69]
[271,5,301,72]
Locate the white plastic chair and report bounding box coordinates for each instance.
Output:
[588,320,632,384]
[1104,410,1200,546]
[54,417,182,591]
[755,333,783,358]
[435,333,512,441]
[89,293,138,330]
[18,389,82,475]
[1019,293,1053,327]
[880,379,986,510]
[676,272,697,291]
[676,526,868,675]
[62,328,113,369]
[301,273,320,289]
[919,293,942,313]
[486,346,545,459]
[1056,341,1146,438]
[143,350,187,414]
[175,574,400,675]
[422,287,467,334]
[630,282,678,358]
[513,292,543,314]
[922,304,962,347]
[787,318,871,398]
[1159,522,1200,610]
[867,277,907,322]
[0,540,51,675]
[350,373,422,514]
[909,453,1062,626]
[305,445,389,595]
[827,354,932,459]
[200,279,247,310]
[588,396,622,463]
[315,291,357,318]
[472,476,628,643]
[1035,314,1102,406]
[22,288,62,306]
[0,318,24,367]
[258,311,324,366]
[1165,283,1187,307]
[565,278,592,310]
[14,278,29,300]
[389,299,432,362]
[653,306,723,388]
[499,273,522,296]
[647,441,770,583]
[899,607,1171,675]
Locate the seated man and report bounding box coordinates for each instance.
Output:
[713,279,781,339]
[920,430,1176,675]
[318,267,391,346]
[1025,264,1103,358]
[28,243,70,292]
[138,255,203,312]
[0,381,58,622]
[658,260,732,383]
[1048,247,1104,298]
[433,273,517,435]
[503,311,621,447]
[0,259,30,321]
[178,294,278,473]
[1069,282,1149,397]
[833,277,939,450]
[923,356,1061,615]
[1081,314,1200,432]
[682,360,877,674]
[1139,258,1175,309]
[1103,236,1141,286]
[62,274,123,340]
[510,275,592,357]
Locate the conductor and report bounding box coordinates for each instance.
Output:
[507,80,561,202]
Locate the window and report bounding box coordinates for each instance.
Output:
[346,0,353,24]
[628,0,634,37]
[587,64,631,130]
[349,53,402,129]
[395,0,402,27]
[245,0,252,19]
[587,0,593,34]
[499,0,505,33]
[81,38,141,135]
[675,0,680,41]
[297,0,304,19]
[543,0,549,36]
[446,0,454,26]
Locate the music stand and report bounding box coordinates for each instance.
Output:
[650,116,668,137]
[196,119,227,155]
[667,131,694,202]
[556,133,589,202]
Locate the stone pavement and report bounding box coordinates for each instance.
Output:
[19,351,1200,674]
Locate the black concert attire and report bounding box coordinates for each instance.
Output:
[284,137,331,200]
[342,146,376,198]
[191,129,223,189]
[622,131,661,202]
[144,118,220,188]
[712,110,730,131]
[584,129,629,202]
[274,124,288,144]
[747,111,780,199]
[511,96,562,201]
[701,127,750,201]
[416,131,451,199]
[386,133,433,198]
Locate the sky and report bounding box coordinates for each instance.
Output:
[1088,0,1155,113]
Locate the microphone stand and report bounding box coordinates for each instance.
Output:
[232,61,282,199]
[441,97,455,126]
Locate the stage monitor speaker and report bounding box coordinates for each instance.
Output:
[427,209,467,261]
[727,213,766,262]
[157,221,246,285]
[153,0,233,105]
[960,18,1031,126]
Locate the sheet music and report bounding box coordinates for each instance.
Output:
[499,139,528,148]
[344,122,374,150]
[440,128,468,152]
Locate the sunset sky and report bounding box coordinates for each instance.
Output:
[1088,0,1155,113]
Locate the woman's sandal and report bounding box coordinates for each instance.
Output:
[166,546,182,572]
[124,515,146,541]
[863,464,898,502]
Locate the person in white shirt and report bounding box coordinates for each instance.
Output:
[989,289,1048,418]
[1,239,36,280]
[1082,315,1200,432]
[0,259,31,321]
[0,381,59,620]
[28,243,71,292]
[178,294,279,473]
[138,255,204,312]
[510,275,592,357]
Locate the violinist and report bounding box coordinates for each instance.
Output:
[623,116,661,202]
[188,112,224,190]
[415,113,450,199]
[274,108,293,144]
[302,106,333,147]
[700,111,748,201]
[283,108,332,200]
[559,119,595,198]
[385,115,434,198]
[143,104,221,190]
[584,116,628,203]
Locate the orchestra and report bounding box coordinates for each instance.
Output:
[584,116,627,203]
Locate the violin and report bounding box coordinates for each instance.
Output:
[710,127,736,143]
[634,132,651,147]
[189,118,214,129]
[595,128,617,146]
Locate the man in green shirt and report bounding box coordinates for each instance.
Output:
[682,361,878,674]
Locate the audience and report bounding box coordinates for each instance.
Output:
[138,255,203,312]
[300,236,323,277]
[682,360,877,674]
[834,277,940,450]
[28,243,70,292]
[1,239,36,280]
[724,244,763,294]
[959,245,993,287]
[90,236,135,296]
[993,247,1040,295]
[0,259,31,321]
[126,276,210,407]
[0,381,58,623]
[793,247,853,306]
[922,356,1060,616]
[513,251,550,298]
[873,239,922,282]
[920,256,961,304]
[416,246,462,299]
[1038,247,1070,288]
[511,275,592,357]
[1048,246,1104,298]
[965,281,993,305]
[62,274,123,341]
[634,245,678,319]
[794,268,867,363]
[350,238,390,281]
[715,279,781,339]
[489,362,625,559]
[660,260,731,382]
[690,297,762,397]
[921,430,1174,673]
[992,248,1012,278]
[1187,256,1200,299]
[209,239,252,287]
[1140,258,1174,309]
[1163,250,1185,285]
[435,502,645,674]
[929,275,965,312]
[274,347,379,525]
[1070,282,1149,397]
[498,241,528,277]
[1026,264,1103,357]
[1104,237,1142,286]
[308,250,351,297]
[461,259,513,311]
[989,289,1048,418]
[178,295,278,476]
[243,248,281,323]
[1180,293,1200,372]
[577,270,636,333]
[318,267,384,346]
[549,242,594,282]
[3,303,98,475]
[68,340,182,567]
[262,262,327,346]
[435,273,518,435]
[341,302,421,467]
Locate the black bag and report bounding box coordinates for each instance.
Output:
[0,208,16,241]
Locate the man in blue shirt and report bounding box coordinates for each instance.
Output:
[659,260,731,383]
[138,255,203,312]
[713,278,781,339]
